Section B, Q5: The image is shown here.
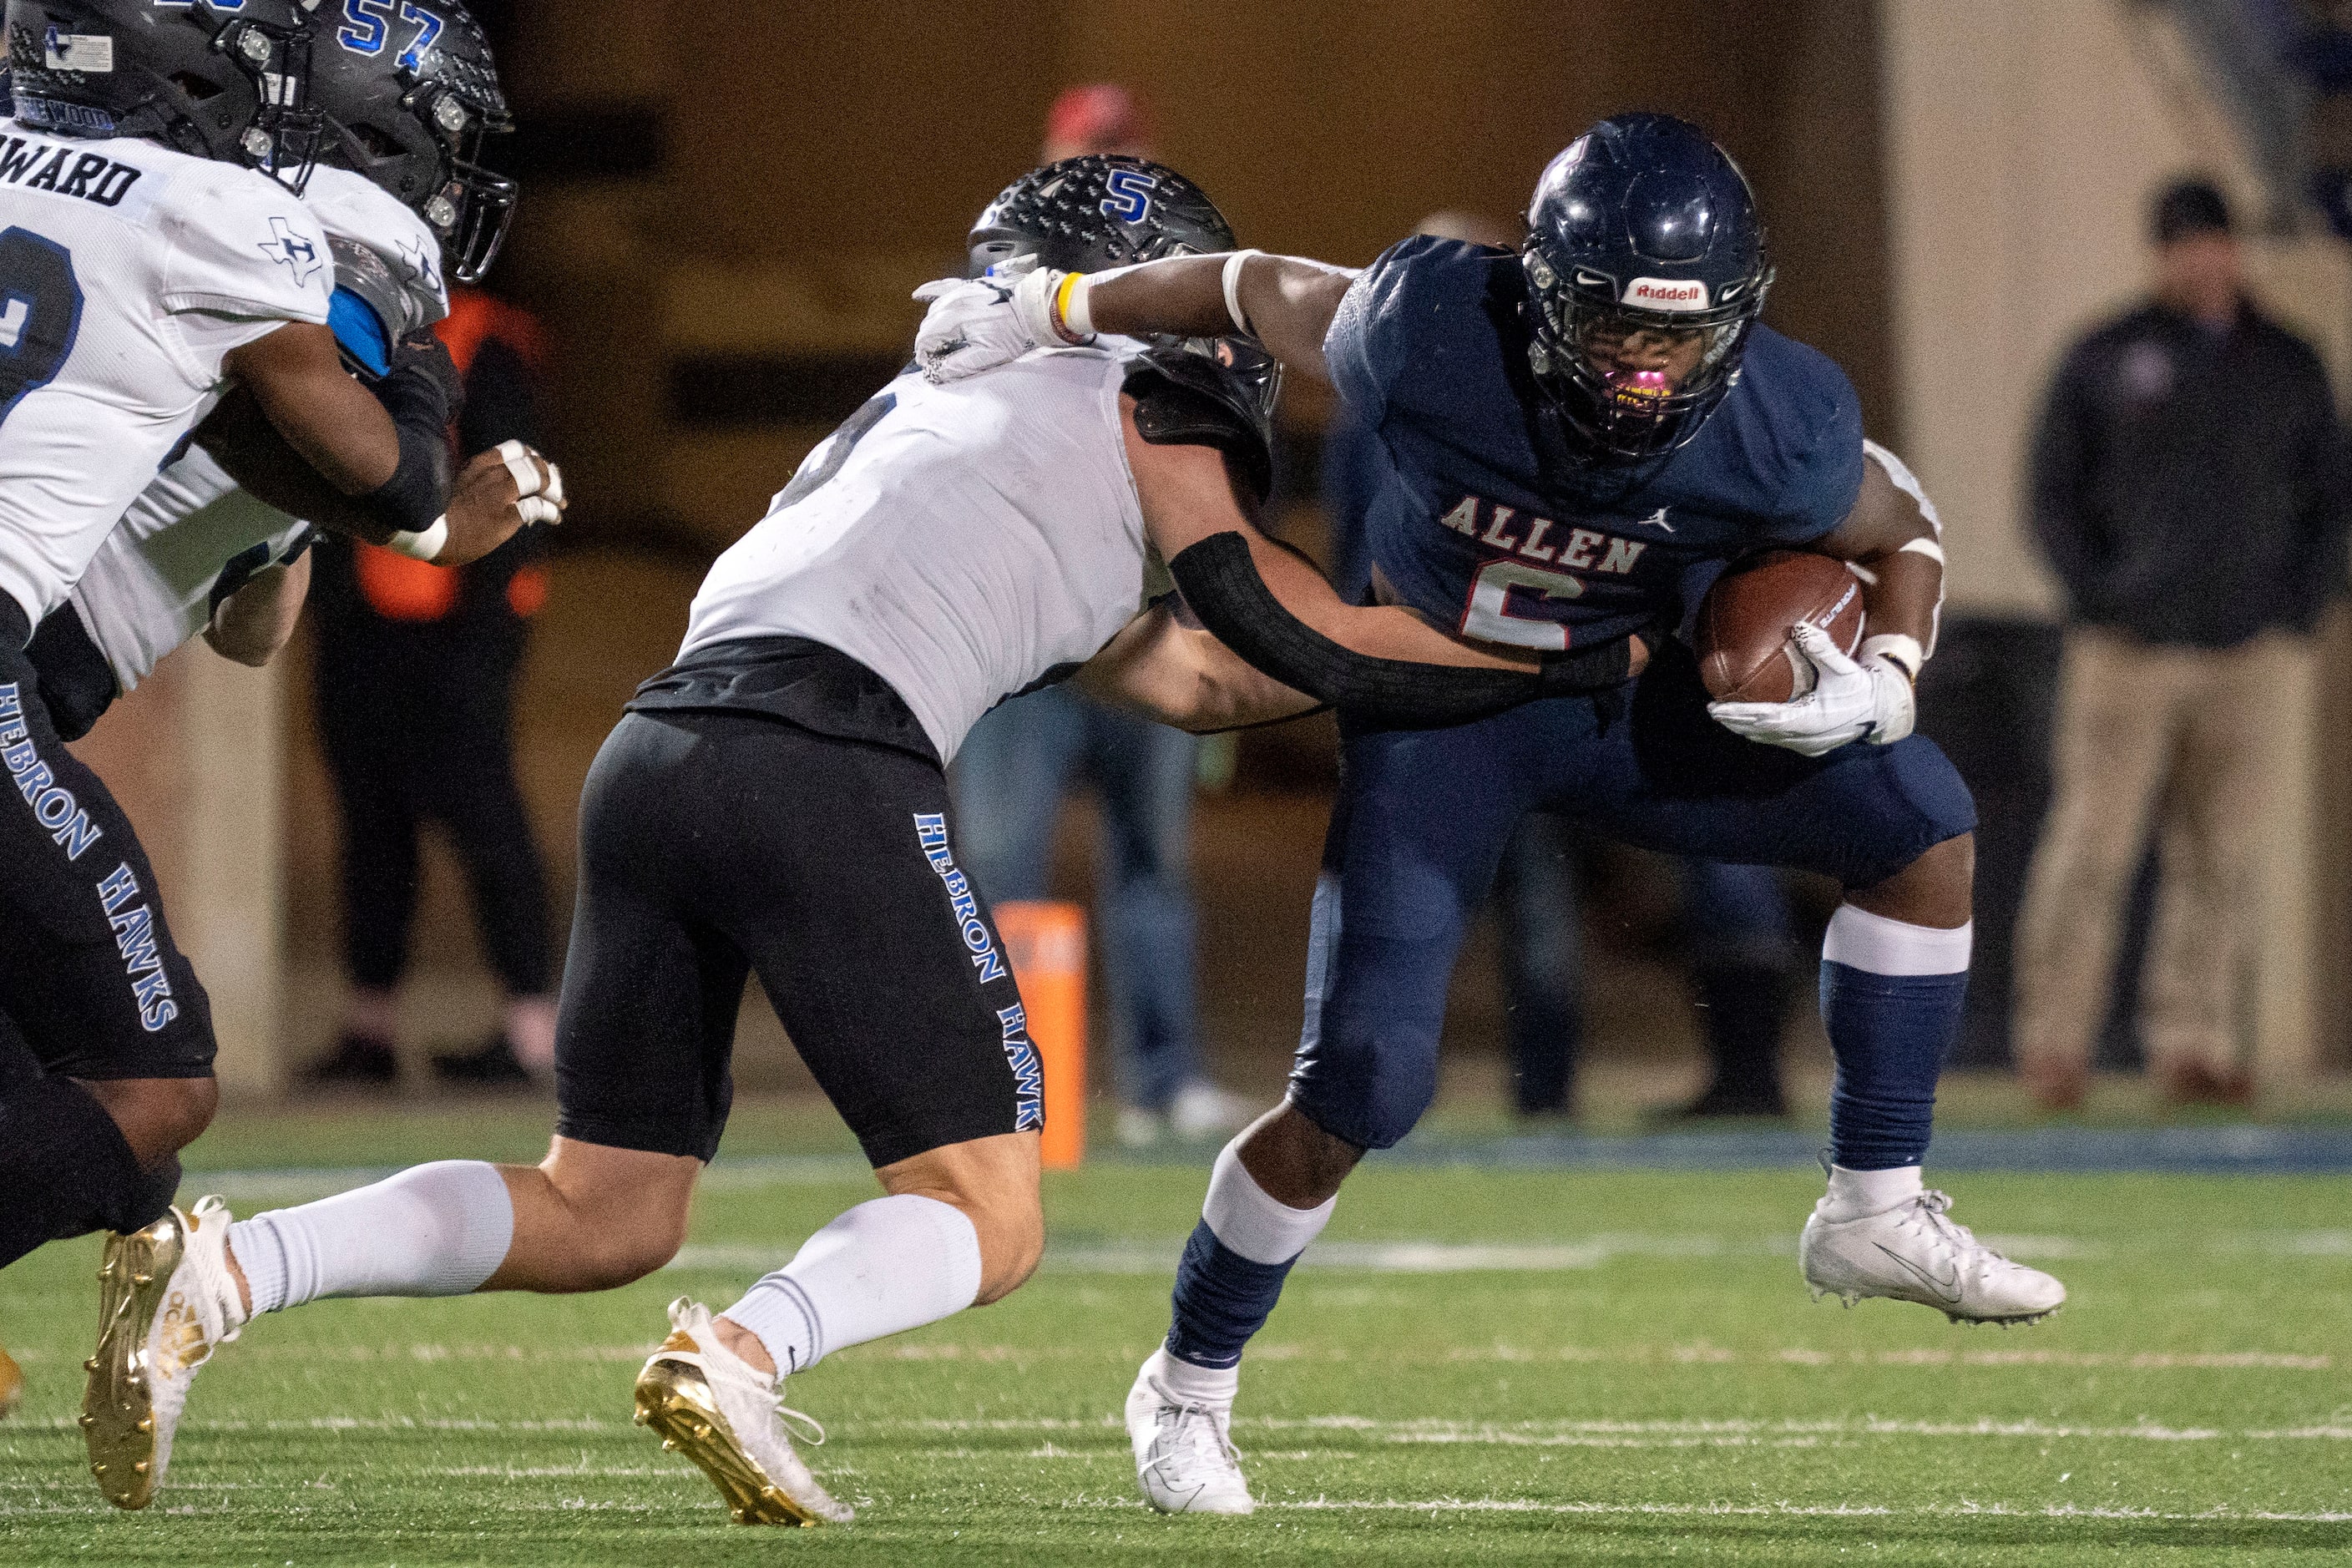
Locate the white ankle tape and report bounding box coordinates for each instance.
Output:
[1823,904,1971,976]
[1201,1138,1334,1266]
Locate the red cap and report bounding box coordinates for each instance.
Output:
[1043,83,1150,162]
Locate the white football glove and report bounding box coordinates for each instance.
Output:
[912,261,1075,384]
[1707,621,1915,756]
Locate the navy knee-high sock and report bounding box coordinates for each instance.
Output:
[1166,1224,1298,1368]
[1165,1141,1336,1369]
[1818,905,1971,1171]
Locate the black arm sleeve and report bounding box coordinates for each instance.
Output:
[1168,531,1633,729]
[357,341,457,537]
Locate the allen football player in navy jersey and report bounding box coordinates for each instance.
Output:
[918,112,2066,1515]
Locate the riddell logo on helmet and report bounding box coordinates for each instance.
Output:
[1622,277,1710,311]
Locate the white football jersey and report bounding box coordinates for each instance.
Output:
[65,449,307,695]
[683,345,1155,763]
[0,128,331,630]
[301,164,448,332]
[52,164,446,695]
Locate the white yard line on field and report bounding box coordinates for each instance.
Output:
[1262,1499,2352,1523]
[23,1410,2349,1444]
[8,1340,2330,1373]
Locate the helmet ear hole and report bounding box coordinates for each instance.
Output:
[169,72,225,104]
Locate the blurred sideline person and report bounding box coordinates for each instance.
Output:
[0,0,556,1486]
[2012,178,2349,1110]
[95,158,1618,1523]
[1322,210,1800,1121]
[303,286,559,1090]
[914,111,2068,1516]
[953,83,1251,1146]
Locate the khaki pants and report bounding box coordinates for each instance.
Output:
[2012,627,2309,1078]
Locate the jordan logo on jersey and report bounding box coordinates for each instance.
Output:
[259,215,322,286]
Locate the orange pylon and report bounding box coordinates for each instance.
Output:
[994,900,1087,1168]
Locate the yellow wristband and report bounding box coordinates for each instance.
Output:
[1053,271,1094,342]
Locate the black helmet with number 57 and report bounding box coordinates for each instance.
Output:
[1522,113,1773,463]
[966,154,1281,497]
[5,0,326,190]
[306,0,513,282]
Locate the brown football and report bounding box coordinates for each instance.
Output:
[1695,549,1866,702]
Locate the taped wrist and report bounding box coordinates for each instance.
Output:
[1168,532,1627,727]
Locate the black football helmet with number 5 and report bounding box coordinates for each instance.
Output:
[5,0,326,190]
[306,0,513,282]
[966,154,1282,493]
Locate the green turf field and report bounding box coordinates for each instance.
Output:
[3,1108,2349,1564]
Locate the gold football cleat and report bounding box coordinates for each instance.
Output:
[0,1343,23,1419]
[633,1330,822,1527]
[79,1211,185,1510]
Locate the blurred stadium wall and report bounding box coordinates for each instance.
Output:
[61,0,2352,1093]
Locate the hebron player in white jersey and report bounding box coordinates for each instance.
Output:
[0,0,553,1503]
[26,164,453,737]
[125,156,1636,1525]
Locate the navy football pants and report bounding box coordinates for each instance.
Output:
[1291,645,1975,1151]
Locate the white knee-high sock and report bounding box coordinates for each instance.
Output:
[229,1161,515,1316]
[720,1195,983,1374]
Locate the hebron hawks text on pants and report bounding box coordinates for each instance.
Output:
[0,681,175,1030]
[914,812,1007,984]
[0,682,99,859]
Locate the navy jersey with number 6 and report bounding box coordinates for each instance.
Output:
[1324,235,1864,650]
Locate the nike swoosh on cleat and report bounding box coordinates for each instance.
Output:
[1871,1242,1962,1305]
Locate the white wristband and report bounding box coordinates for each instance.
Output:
[387,515,448,562]
[1861,632,1925,682]
[1222,249,1263,334]
[1897,536,1945,568]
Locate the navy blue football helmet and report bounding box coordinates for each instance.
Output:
[1522,113,1773,461]
[966,154,1280,424]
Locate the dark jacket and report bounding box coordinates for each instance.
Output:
[2031,299,2349,646]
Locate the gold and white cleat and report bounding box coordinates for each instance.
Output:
[0,1343,22,1418]
[79,1197,245,1510]
[632,1297,851,1526]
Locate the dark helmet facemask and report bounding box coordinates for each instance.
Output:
[1523,243,1769,461]
[407,81,513,282]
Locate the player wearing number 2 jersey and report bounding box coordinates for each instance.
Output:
[913,112,2067,1516]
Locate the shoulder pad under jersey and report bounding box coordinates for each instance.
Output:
[1122,347,1275,504]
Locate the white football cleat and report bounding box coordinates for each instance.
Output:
[1125,1348,1253,1515]
[81,1196,247,1509]
[633,1298,852,1525]
[1801,1187,2066,1325]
